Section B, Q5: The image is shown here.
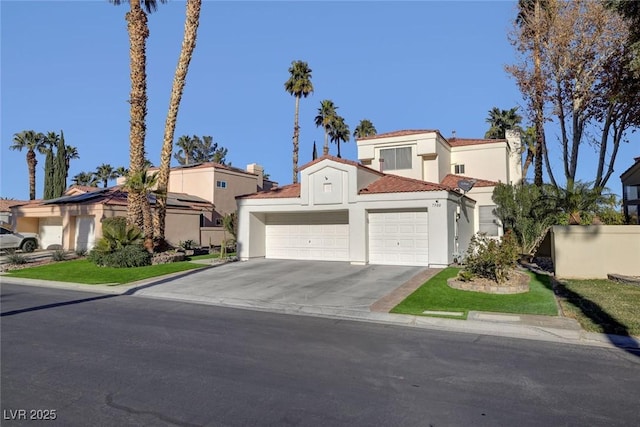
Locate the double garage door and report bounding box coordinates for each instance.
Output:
[264,210,429,266]
[265,212,349,261]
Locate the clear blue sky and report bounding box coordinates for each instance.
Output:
[1,0,637,201]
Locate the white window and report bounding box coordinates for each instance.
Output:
[323,183,332,193]
[479,205,500,236]
[454,164,465,174]
[216,180,227,189]
[380,147,412,170]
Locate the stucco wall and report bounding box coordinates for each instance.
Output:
[213,169,261,216]
[200,227,226,247]
[165,211,201,247]
[551,225,640,279]
[451,143,508,184]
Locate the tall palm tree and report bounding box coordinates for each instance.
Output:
[314,99,337,156]
[95,163,119,188]
[484,107,523,139]
[353,119,377,139]
[71,172,98,187]
[110,0,166,230]
[284,60,314,184]
[328,115,350,158]
[155,0,202,245]
[64,145,80,179]
[9,130,46,200]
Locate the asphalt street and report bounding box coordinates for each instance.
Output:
[2,283,639,426]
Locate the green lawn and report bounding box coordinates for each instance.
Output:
[5,259,205,285]
[391,267,558,319]
[555,278,640,336]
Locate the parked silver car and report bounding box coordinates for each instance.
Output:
[0,225,39,252]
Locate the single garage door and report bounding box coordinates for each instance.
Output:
[39,217,63,250]
[368,210,428,266]
[75,215,96,251]
[265,211,349,261]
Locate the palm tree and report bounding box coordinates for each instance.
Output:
[328,115,350,158]
[110,0,166,230]
[284,60,314,184]
[173,135,198,165]
[124,166,158,251]
[353,119,377,139]
[484,107,523,139]
[65,145,80,179]
[314,99,337,156]
[95,163,119,188]
[9,130,46,200]
[72,172,98,187]
[116,166,129,179]
[155,0,202,245]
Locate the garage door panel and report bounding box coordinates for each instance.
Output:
[265,212,349,261]
[368,210,428,266]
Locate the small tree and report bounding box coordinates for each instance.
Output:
[461,232,520,284]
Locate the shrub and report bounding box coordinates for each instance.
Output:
[75,248,88,257]
[6,251,28,265]
[178,239,195,250]
[52,250,67,261]
[461,232,519,284]
[89,245,151,268]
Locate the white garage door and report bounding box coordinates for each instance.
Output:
[368,210,428,266]
[265,212,349,261]
[39,217,63,250]
[75,215,96,251]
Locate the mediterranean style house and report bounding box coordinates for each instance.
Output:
[236,129,522,267]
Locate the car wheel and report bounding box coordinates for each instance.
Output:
[21,239,37,253]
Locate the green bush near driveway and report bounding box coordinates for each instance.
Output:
[555,278,640,337]
[5,259,204,285]
[391,267,558,319]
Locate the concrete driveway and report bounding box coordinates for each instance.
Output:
[133,259,427,314]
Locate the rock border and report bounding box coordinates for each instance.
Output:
[447,269,530,294]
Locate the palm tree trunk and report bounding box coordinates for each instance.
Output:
[337,140,341,158]
[292,95,300,184]
[155,0,202,244]
[27,150,37,200]
[323,130,329,156]
[125,0,149,229]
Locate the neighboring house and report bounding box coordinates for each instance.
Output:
[10,187,213,251]
[236,129,522,267]
[621,156,640,225]
[0,199,29,225]
[117,162,276,246]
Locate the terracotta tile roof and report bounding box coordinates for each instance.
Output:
[238,183,301,199]
[0,199,29,211]
[448,137,506,147]
[356,129,439,141]
[300,155,383,176]
[360,174,452,194]
[440,174,498,188]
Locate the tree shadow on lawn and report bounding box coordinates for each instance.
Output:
[552,279,640,356]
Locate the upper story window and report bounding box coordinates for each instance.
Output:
[216,180,227,189]
[454,164,465,174]
[380,147,411,170]
[624,184,639,201]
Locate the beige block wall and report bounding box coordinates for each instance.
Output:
[551,225,640,279]
[451,144,509,184]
